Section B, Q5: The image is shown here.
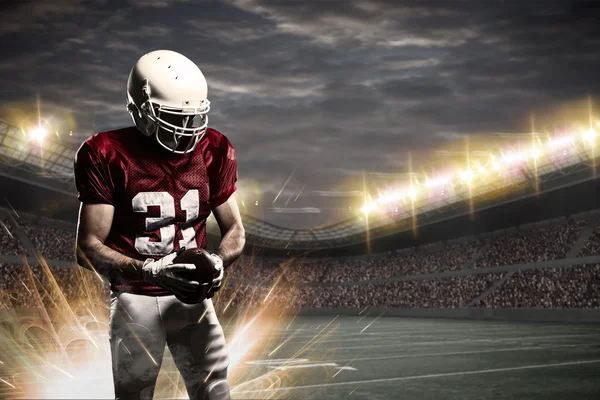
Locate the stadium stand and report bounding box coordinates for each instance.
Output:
[0,216,25,256]
[1,110,599,317]
[1,210,599,311]
[579,219,600,257]
[19,219,75,261]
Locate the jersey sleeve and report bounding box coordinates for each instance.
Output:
[209,135,238,209]
[74,140,116,205]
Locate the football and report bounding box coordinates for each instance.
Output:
[172,247,216,303]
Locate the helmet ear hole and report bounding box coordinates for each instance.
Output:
[141,117,157,137]
[127,102,140,118]
[127,101,156,137]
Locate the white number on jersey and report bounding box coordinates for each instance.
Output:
[133,190,200,255]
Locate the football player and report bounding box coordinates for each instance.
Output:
[74,50,245,400]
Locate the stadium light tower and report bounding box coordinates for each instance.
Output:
[29,126,48,142]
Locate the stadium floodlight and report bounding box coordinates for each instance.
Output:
[424,175,451,188]
[360,202,377,216]
[29,126,48,142]
[548,136,574,149]
[459,168,474,184]
[582,128,597,145]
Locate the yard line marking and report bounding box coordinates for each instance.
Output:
[246,358,359,372]
[253,334,600,354]
[261,326,600,340]
[231,359,600,394]
[329,343,600,363]
[262,328,596,345]
[244,344,599,369]
[318,333,600,351]
[274,363,339,370]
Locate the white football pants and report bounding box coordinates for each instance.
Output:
[109,291,229,399]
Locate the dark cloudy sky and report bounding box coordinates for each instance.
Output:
[1,0,599,229]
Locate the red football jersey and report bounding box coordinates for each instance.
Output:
[74,126,237,295]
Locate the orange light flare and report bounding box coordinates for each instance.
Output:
[220,283,295,385]
[262,274,284,304]
[0,233,121,397]
[0,274,115,398]
[267,331,300,357]
[359,310,387,334]
[230,314,341,399]
[0,219,14,238]
[287,315,339,362]
[0,378,16,389]
[226,314,280,388]
[2,262,187,399]
[215,259,343,397]
[24,340,115,399]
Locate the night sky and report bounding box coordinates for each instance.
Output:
[1,0,599,228]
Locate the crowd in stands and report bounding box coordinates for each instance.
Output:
[318,240,481,282]
[19,220,76,262]
[1,214,599,310]
[471,219,587,268]
[0,262,109,311]
[474,265,600,308]
[216,273,505,309]
[0,217,25,256]
[580,219,600,257]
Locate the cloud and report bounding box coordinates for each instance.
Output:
[126,0,191,8]
[225,0,480,48]
[184,19,275,43]
[105,40,143,53]
[0,0,97,34]
[2,0,600,228]
[114,24,173,38]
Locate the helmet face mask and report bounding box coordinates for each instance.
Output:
[145,100,209,154]
[126,50,211,154]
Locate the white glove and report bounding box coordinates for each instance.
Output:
[142,252,199,298]
[207,254,224,298]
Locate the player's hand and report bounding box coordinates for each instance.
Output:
[142,251,200,298]
[206,253,224,298]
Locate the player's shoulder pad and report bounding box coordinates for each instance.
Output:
[78,126,137,158]
[204,128,236,160]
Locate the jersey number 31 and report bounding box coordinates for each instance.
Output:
[132,190,200,255]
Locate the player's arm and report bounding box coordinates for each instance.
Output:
[212,194,245,269]
[74,140,138,278]
[75,202,144,278]
[76,202,199,296]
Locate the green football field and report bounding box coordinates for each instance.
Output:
[1,314,600,399]
[226,316,600,400]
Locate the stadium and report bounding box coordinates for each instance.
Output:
[1,114,599,399]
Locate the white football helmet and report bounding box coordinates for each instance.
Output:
[126,50,210,154]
